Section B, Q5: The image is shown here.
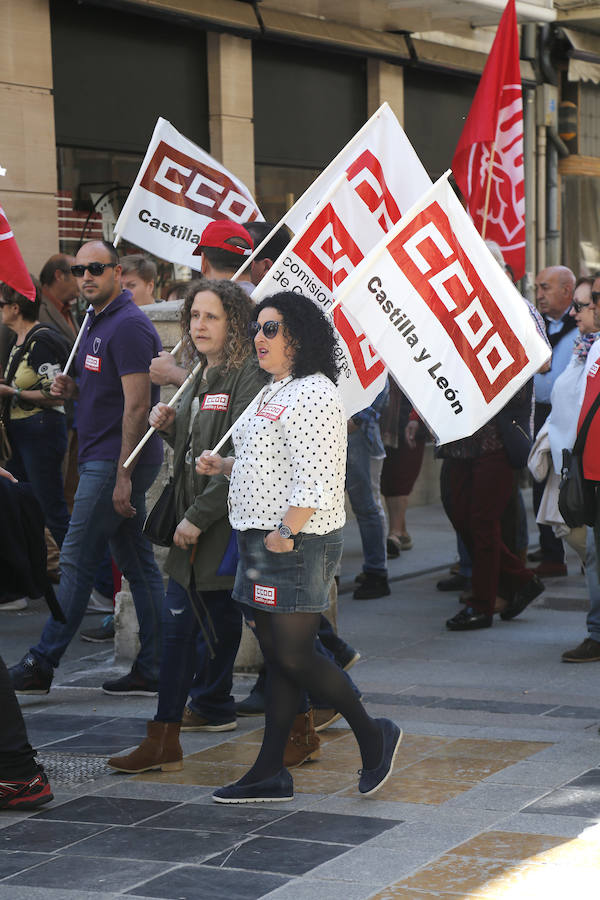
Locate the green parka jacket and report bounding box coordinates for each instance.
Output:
[162,354,266,591]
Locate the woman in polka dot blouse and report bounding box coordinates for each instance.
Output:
[197,291,402,804]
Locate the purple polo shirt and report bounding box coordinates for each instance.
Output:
[75,291,163,466]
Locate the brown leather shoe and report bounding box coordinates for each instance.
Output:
[107,721,183,773]
[283,710,321,768]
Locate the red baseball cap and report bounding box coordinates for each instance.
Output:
[192,220,254,258]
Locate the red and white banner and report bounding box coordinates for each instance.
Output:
[0,206,35,300]
[113,118,263,266]
[336,175,550,444]
[252,108,431,417]
[451,0,525,280]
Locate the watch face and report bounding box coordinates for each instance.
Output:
[279,524,292,539]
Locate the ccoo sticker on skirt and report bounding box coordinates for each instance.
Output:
[254,584,277,606]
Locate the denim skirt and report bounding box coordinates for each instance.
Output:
[233,528,343,614]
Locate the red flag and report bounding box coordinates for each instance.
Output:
[451,0,525,280]
[0,205,36,300]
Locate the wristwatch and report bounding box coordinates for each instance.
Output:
[278,523,293,540]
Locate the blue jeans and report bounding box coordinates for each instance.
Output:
[7,410,70,547]
[30,461,163,681]
[158,579,241,723]
[346,430,387,575]
[586,527,600,643]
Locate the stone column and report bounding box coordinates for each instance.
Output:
[206,32,255,192]
[0,0,58,270]
[367,59,404,125]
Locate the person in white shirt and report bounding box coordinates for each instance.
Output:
[198,291,402,803]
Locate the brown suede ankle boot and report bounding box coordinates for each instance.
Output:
[107,721,183,773]
[283,710,321,769]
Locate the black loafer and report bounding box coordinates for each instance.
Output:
[213,768,293,804]
[446,607,492,631]
[500,575,544,621]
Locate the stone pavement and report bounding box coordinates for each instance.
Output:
[1,491,600,899]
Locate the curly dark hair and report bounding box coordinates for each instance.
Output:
[253,291,339,384]
[180,279,255,373]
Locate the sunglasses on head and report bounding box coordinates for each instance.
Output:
[573,300,592,312]
[70,262,116,277]
[248,320,280,339]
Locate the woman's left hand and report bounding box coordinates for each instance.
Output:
[173,517,202,549]
[264,529,294,553]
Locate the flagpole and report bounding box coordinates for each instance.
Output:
[123,359,204,469]
[62,305,93,376]
[231,103,391,282]
[481,141,497,240]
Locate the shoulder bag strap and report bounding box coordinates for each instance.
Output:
[573,390,600,455]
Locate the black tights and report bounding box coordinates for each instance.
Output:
[239,610,382,784]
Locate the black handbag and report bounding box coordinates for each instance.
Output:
[143,478,176,546]
[558,392,600,528]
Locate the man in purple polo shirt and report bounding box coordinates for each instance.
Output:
[9,240,165,697]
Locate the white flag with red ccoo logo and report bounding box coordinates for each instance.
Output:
[251,106,432,417]
[113,118,263,265]
[335,173,550,444]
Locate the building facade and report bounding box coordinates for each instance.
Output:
[2,0,600,288]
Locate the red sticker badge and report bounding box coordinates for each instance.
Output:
[256,403,286,421]
[201,393,230,411]
[254,584,277,607]
[84,354,101,372]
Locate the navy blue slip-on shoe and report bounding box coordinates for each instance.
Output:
[213,768,294,804]
[358,718,403,797]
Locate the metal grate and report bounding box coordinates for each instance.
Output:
[38,752,110,786]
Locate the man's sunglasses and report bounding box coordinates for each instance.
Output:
[70,262,116,277]
[592,292,600,305]
[248,320,280,339]
[573,300,592,312]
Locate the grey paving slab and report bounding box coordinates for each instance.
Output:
[484,760,593,788]
[308,844,433,886]
[62,824,248,864]
[0,889,121,900]
[498,812,600,837]
[4,854,171,892]
[125,864,289,899]
[441,782,551,812]
[205,836,352,876]
[262,880,373,900]
[93,781,211,802]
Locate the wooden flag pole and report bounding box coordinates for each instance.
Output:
[123,359,204,469]
[62,306,93,376]
[481,141,496,240]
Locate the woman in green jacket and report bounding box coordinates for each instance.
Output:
[108,278,266,773]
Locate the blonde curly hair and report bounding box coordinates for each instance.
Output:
[180,278,254,373]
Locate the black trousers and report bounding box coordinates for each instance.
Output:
[0,655,37,778]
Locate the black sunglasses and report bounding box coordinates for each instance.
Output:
[71,262,116,277]
[573,300,592,313]
[592,292,600,305]
[248,320,281,340]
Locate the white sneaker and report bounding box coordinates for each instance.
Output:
[0,597,28,611]
[87,588,114,614]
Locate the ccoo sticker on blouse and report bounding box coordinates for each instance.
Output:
[256,403,286,421]
[254,584,277,606]
[201,393,230,411]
